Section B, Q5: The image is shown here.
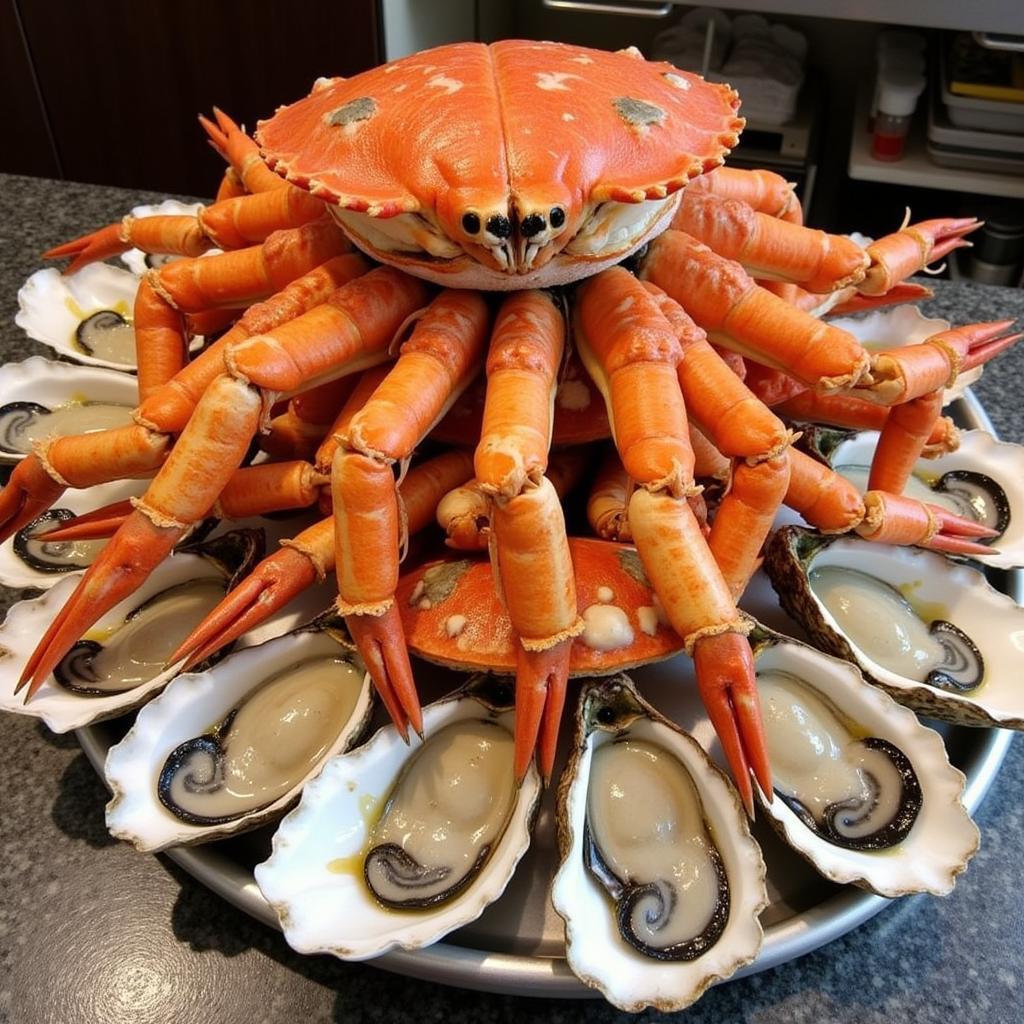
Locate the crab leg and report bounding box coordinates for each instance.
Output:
[673,189,869,293]
[17,268,429,701]
[784,448,996,554]
[334,290,490,738]
[171,449,475,672]
[473,290,581,783]
[867,389,944,493]
[260,375,360,459]
[689,166,803,223]
[45,217,213,274]
[587,449,634,543]
[640,230,870,390]
[215,167,247,202]
[860,217,980,295]
[775,390,959,457]
[576,266,769,813]
[200,107,290,194]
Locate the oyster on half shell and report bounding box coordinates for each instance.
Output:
[0,530,262,732]
[750,624,978,896]
[764,527,1024,730]
[255,674,542,961]
[551,674,766,1013]
[0,357,137,464]
[104,612,374,851]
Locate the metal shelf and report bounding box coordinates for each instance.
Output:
[847,88,1024,199]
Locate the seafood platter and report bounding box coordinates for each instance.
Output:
[1,40,1022,1010]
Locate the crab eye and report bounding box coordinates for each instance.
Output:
[486,214,512,240]
[549,206,566,229]
[462,212,481,235]
[521,213,546,238]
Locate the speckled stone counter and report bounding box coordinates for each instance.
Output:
[1,173,1023,1024]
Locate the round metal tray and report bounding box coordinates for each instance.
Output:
[77,391,1016,998]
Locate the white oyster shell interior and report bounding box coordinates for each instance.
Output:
[754,637,978,896]
[104,627,373,852]
[828,428,1024,570]
[255,689,541,960]
[16,263,202,371]
[551,697,766,1013]
[805,538,1024,730]
[0,356,137,464]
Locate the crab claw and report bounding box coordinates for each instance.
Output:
[693,631,771,818]
[43,223,128,274]
[345,606,423,743]
[170,545,321,671]
[863,320,1022,406]
[0,456,67,543]
[855,491,998,557]
[861,217,981,295]
[16,511,183,701]
[30,499,134,543]
[514,639,572,786]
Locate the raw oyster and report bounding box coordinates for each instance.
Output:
[255,675,542,960]
[764,527,1024,729]
[0,478,147,588]
[828,305,972,401]
[750,624,978,896]
[119,200,207,275]
[16,264,201,370]
[104,612,373,851]
[551,674,766,1013]
[802,426,1021,570]
[0,357,137,463]
[0,530,262,732]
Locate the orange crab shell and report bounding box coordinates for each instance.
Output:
[396,538,685,675]
[255,41,743,288]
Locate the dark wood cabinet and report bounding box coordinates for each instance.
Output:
[5,0,380,196]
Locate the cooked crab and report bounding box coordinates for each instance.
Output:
[2,40,1017,811]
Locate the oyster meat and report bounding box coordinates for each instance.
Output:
[750,624,978,896]
[764,527,1024,730]
[255,675,542,961]
[105,615,373,851]
[551,674,766,1013]
[0,356,138,465]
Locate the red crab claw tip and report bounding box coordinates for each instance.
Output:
[170,547,320,671]
[926,505,1000,539]
[16,512,182,701]
[0,457,67,544]
[694,632,772,819]
[924,534,999,557]
[31,499,135,542]
[198,113,229,156]
[962,332,1023,373]
[516,640,572,786]
[44,223,127,273]
[212,106,242,137]
[345,605,422,742]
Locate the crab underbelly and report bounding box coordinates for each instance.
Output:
[329,194,681,290]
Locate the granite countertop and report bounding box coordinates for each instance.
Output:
[1,172,1023,1024]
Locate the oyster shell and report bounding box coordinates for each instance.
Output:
[828,305,971,401]
[803,426,1022,570]
[0,479,147,588]
[551,674,766,1013]
[764,527,1024,729]
[104,612,373,851]
[0,356,137,463]
[15,264,202,370]
[255,674,542,960]
[750,624,978,896]
[0,530,262,732]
